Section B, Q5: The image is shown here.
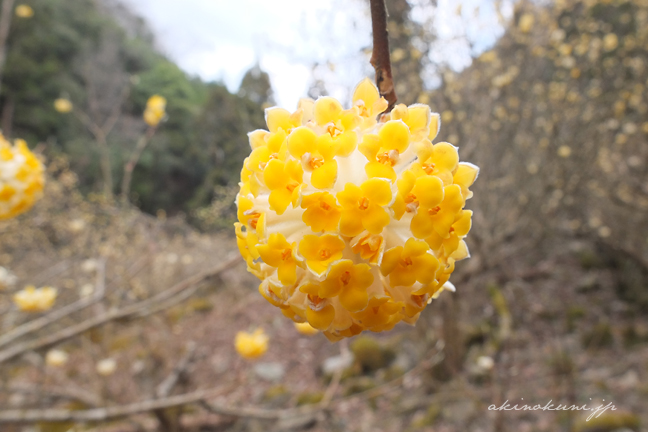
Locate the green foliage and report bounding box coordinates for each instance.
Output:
[2,0,269,219]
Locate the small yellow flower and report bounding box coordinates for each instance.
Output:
[235,328,269,359]
[13,286,57,312]
[15,4,34,18]
[235,78,478,341]
[337,178,393,237]
[143,95,166,127]
[300,192,342,232]
[298,234,345,276]
[54,98,73,113]
[256,233,300,286]
[294,321,319,335]
[0,135,45,220]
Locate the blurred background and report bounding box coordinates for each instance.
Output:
[0,0,647,431]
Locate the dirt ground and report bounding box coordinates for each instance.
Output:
[1,168,647,432]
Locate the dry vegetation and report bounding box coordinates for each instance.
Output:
[1,0,648,431]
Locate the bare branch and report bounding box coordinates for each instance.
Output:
[0,387,230,423]
[2,383,103,407]
[121,126,156,205]
[0,255,242,364]
[156,341,198,399]
[369,0,397,110]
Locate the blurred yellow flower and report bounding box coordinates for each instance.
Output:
[45,349,69,367]
[235,328,269,359]
[518,13,534,33]
[235,79,478,341]
[294,321,319,335]
[0,135,45,220]
[557,145,572,158]
[15,4,34,18]
[54,98,73,113]
[143,95,166,127]
[13,286,57,312]
[603,33,618,51]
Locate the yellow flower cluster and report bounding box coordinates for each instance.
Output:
[13,285,57,312]
[235,79,478,341]
[234,328,269,359]
[143,95,167,127]
[0,135,45,220]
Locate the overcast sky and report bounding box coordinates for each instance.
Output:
[119,0,510,108]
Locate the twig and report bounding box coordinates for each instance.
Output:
[369,0,397,110]
[121,126,156,205]
[2,383,103,407]
[0,387,231,423]
[320,340,348,406]
[0,258,106,349]
[0,255,242,364]
[156,341,197,398]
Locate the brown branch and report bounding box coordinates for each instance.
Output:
[0,387,231,423]
[369,0,397,111]
[156,341,197,399]
[0,255,242,364]
[0,259,106,349]
[121,126,157,205]
[2,383,103,407]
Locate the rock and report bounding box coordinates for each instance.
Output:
[321,352,354,378]
[253,362,285,382]
[572,411,640,432]
[350,335,396,373]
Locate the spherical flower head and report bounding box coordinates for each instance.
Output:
[143,95,167,127]
[54,98,73,113]
[13,285,57,312]
[46,349,69,367]
[0,135,45,220]
[235,78,479,341]
[235,328,269,360]
[15,4,34,18]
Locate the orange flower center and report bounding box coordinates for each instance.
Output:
[319,249,331,260]
[309,156,325,170]
[281,249,292,261]
[404,193,419,213]
[358,197,370,210]
[286,181,299,192]
[412,294,427,308]
[327,124,343,138]
[427,206,441,216]
[307,294,325,310]
[340,271,352,286]
[320,201,331,211]
[422,163,435,174]
[401,257,413,267]
[377,150,398,166]
[244,210,261,229]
